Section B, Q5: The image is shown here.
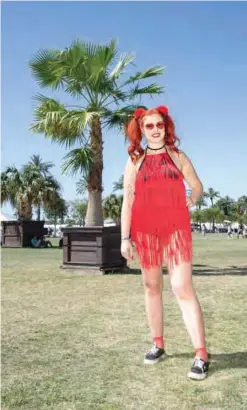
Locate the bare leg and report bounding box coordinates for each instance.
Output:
[168,262,206,351]
[142,266,164,340]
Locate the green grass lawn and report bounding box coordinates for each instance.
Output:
[2,234,247,410]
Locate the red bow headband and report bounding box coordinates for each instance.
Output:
[134,105,169,118]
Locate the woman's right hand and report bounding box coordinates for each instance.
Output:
[121,240,134,261]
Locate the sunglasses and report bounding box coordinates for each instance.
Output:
[144,122,165,130]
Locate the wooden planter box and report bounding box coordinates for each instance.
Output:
[1,221,47,248]
[62,225,127,273]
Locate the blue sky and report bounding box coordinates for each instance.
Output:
[2,1,247,215]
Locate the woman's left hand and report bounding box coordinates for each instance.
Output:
[186,196,195,208]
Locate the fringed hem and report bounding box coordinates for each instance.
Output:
[133,229,192,270]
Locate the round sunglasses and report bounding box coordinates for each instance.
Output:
[144,121,165,130]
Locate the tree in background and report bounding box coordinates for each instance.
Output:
[28,154,54,175]
[202,207,225,228]
[30,39,164,226]
[113,175,124,192]
[190,210,205,230]
[204,188,220,230]
[236,196,247,216]
[27,154,55,220]
[205,188,220,207]
[196,195,207,211]
[103,194,123,225]
[1,164,60,220]
[43,197,68,235]
[67,200,88,226]
[215,196,236,217]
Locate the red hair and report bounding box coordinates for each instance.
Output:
[126,108,180,163]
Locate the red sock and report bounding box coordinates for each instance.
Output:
[153,336,164,349]
[195,347,208,362]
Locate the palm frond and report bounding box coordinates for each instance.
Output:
[103,105,140,131]
[62,110,95,133]
[124,66,165,85]
[61,147,92,176]
[128,83,164,99]
[109,53,135,81]
[99,84,128,105]
[85,40,118,88]
[30,95,91,148]
[113,175,124,192]
[76,176,89,196]
[28,155,54,174]
[33,39,119,98]
[29,48,65,90]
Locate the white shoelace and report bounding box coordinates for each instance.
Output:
[194,358,205,370]
[150,345,159,354]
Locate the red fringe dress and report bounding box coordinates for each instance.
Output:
[131,149,192,270]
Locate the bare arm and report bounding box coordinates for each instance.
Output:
[179,151,203,206]
[121,158,137,239]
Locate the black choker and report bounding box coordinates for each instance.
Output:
[147,144,166,151]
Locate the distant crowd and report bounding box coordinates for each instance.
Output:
[199,223,247,239]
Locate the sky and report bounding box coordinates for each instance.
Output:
[2,1,247,216]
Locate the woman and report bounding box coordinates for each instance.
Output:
[120,106,209,380]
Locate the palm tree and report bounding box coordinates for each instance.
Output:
[1,165,60,220]
[29,39,164,226]
[103,194,123,225]
[236,196,247,215]
[1,166,33,220]
[215,196,236,217]
[1,170,16,209]
[28,154,54,175]
[191,210,205,230]
[205,188,220,207]
[196,196,207,211]
[27,155,55,220]
[204,188,220,230]
[203,208,225,226]
[113,175,124,192]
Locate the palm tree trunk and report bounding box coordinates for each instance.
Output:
[24,201,32,220]
[85,191,103,225]
[18,200,32,220]
[198,206,202,230]
[210,198,215,230]
[54,218,57,237]
[85,118,104,226]
[37,204,41,221]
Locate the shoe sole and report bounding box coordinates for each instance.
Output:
[187,371,208,380]
[144,353,166,365]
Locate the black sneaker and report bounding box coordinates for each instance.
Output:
[188,357,209,380]
[144,344,165,365]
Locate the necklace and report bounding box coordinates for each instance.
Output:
[147,144,166,151]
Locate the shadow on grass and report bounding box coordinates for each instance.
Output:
[11,246,62,250]
[168,351,247,373]
[109,265,247,276]
[192,265,247,276]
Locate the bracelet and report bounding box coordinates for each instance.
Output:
[121,236,131,241]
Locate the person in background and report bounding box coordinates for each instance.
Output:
[31,236,41,248]
[31,235,53,248]
[202,224,207,237]
[227,225,233,239]
[237,223,244,239]
[39,235,53,248]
